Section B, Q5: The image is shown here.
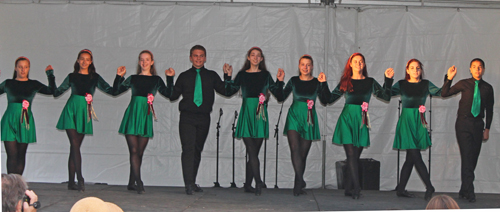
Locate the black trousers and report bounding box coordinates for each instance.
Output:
[179,112,211,187]
[455,115,484,196]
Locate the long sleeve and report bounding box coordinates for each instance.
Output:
[281,78,294,102]
[169,74,183,101]
[428,81,442,97]
[317,82,331,105]
[391,81,401,97]
[37,69,56,95]
[373,77,393,101]
[113,75,131,96]
[267,75,284,102]
[440,75,460,97]
[485,87,494,129]
[213,72,228,97]
[0,80,6,95]
[156,75,173,99]
[225,72,242,97]
[325,83,343,104]
[53,74,71,97]
[97,75,115,95]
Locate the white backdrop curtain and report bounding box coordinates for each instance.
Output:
[0,3,498,193]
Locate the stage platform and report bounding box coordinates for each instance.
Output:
[29,182,499,211]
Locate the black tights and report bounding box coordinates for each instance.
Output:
[66,129,85,184]
[398,149,433,192]
[343,144,363,193]
[3,141,29,175]
[243,137,264,185]
[287,130,312,189]
[126,135,149,186]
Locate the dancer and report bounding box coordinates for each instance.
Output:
[1,57,55,175]
[113,50,175,194]
[224,47,285,195]
[53,49,116,192]
[280,55,329,196]
[323,52,394,199]
[441,58,494,203]
[169,45,230,195]
[391,59,440,200]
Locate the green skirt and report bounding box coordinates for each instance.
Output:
[332,104,370,147]
[283,101,320,140]
[119,96,154,137]
[1,103,37,143]
[56,95,93,134]
[393,108,431,150]
[235,98,268,138]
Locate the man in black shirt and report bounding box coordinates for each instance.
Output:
[169,45,229,195]
[442,58,494,202]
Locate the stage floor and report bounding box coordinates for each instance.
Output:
[29,182,499,211]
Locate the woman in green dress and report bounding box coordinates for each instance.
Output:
[1,57,55,175]
[113,50,174,194]
[224,47,285,195]
[324,52,394,199]
[53,49,116,192]
[391,59,440,200]
[280,55,329,196]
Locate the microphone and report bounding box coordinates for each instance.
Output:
[220,108,223,116]
[234,111,238,119]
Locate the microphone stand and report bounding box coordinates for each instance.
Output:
[274,103,284,189]
[262,94,271,189]
[230,111,238,188]
[213,108,223,188]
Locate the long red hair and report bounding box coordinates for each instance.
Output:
[339,53,368,92]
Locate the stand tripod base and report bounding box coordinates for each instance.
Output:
[274,185,279,189]
[230,182,237,188]
[261,183,267,189]
[213,182,221,188]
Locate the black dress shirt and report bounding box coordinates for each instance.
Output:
[170,66,229,114]
[441,75,494,129]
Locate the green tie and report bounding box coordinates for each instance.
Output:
[471,80,481,117]
[194,69,203,107]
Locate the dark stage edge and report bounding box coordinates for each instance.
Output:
[29,182,499,211]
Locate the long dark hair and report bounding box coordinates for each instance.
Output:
[239,47,268,72]
[339,52,368,92]
[13,56,30,79]
[405,58,424,80]
[73,49,96,78]
[136,50,158,76]
[298,54,313,77]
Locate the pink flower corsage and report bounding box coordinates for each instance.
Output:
[419,105,428,129]
[361,102,371,129]
[256,93,267,121]
[85,93,98,122]
[307,100,314,125]
[147,93,158,121]
[21,100,30,129]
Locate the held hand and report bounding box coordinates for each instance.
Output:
[165,68,175,76]
[45,65,53,72]
[447,65,457,80]
[117,66,126,77]
[277,68,285,81]
[23,190,38,212]
[223,63,233,77]
[385,68,394,79]
[318,72,326,82]
[483,129,490,141]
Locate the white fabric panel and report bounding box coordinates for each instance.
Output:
[0,4,499,193]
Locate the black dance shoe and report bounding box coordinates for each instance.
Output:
[68,182,78,190]
[424,187,435,201]
[396,190,416,198]
[77,180,85,193]
[185,184,194,195]
[193,184,203,192]
[127,184,137,191]
[243,183,256,193]
[136,181,145,194]
[344,191,353,197]
[255,183,262,196]
[468,193,476,203]
[352,189,361,200]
